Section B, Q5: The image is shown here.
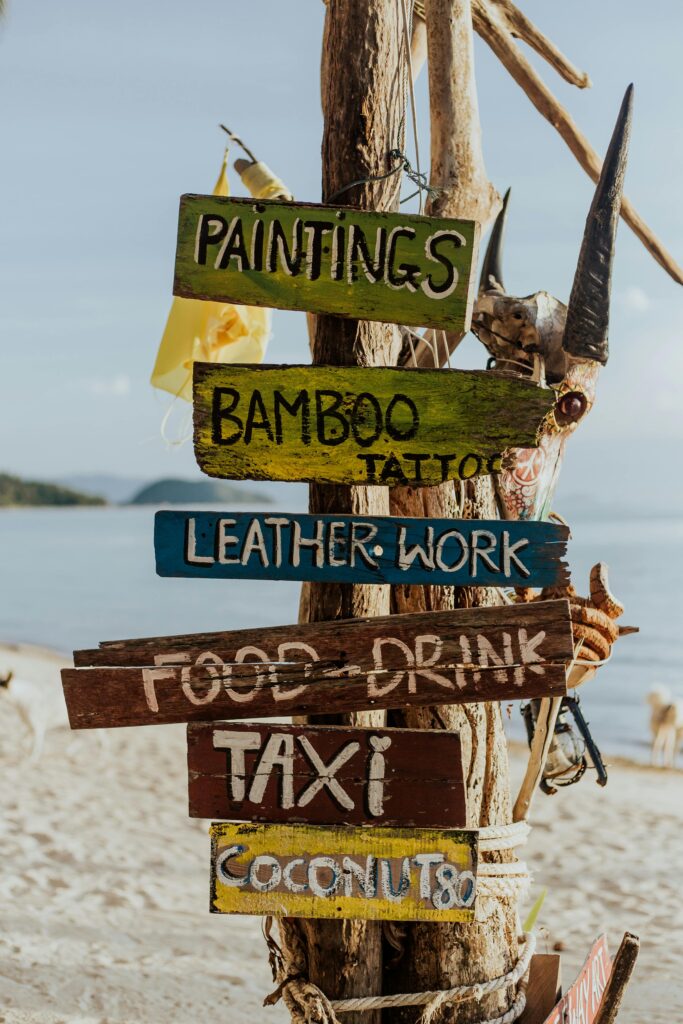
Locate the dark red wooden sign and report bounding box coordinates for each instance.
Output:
[61,600,572,730]
[187,722,466,828]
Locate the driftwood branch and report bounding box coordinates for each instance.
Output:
[402,0,500,368]
[384,5,518,1019]
[425,0,501,225]
[484,0,590,88]
[512,695,563,822]
[472,0,683,284]
[594,932,640,1024]
[411,0,682,285]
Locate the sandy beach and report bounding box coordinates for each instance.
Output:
[0,645,681,1024]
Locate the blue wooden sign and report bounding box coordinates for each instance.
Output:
[154,511,568,588]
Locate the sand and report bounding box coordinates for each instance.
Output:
[0,644,681,1023]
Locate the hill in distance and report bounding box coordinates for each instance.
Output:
[129,477,270,506]
[0,473,106,507]
[57,474,146,504]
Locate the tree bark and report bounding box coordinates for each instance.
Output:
[426,0,499,226]
[384,481,518,1024]
[384,2,518,1020]
[279,3,406,1022]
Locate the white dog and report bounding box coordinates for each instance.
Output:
[647,686,683,768]
[0,644,72,761]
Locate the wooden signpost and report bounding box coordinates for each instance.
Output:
[193,362,555,486]
[209,821,478,921]
[188,722,466,827]
[61,599,572,730]
[156,510,569,588]
[173,195,480,331]
[542,935,611,1024]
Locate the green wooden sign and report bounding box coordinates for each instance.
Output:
[173,196,480,331]
[193,362,554,486]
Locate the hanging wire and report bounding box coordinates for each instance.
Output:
[219,124,258,163]
[326,149,440,206]
[325,4,440,209]
[398,0,424,214]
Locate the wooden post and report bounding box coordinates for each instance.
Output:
[513,696,564,823]
[385,1,519,1020]
[593,933,640,1024]
[278,2,406,1022]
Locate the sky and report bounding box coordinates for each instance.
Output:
[0,0,682,507]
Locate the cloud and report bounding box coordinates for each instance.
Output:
[618,285,651,313]
[84,373,132,397]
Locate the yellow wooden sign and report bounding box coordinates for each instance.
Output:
[193,362,555,486]
[210,822,478,921]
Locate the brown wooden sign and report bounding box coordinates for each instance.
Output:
[62,600,571,730]
[188,722,466,828]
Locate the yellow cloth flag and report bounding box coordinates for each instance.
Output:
[150,150,271,402]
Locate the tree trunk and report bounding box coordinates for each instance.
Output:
[384,2,518,1020]
[279,3,406,1022]
[385,481,518,1024]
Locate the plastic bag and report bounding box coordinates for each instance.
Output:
[150,150,271,402]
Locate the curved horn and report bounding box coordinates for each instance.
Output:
[479,187,510,293]
[563,85,633,364]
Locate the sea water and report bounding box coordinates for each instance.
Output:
[0,503,681,763]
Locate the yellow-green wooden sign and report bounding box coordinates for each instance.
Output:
[193,362,554,486]
[210,822,478,921]
[173,196,480,331]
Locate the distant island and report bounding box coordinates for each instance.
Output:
[2,472,276,508]
[129,477,268,506]
[0,473,106,507]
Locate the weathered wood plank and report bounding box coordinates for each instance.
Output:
[192,362,555,486]
[519,955,562,1024]
[188,722,466,828]
[593,933,639,1024]
[155,510,569,588]
[173,195,480,332]
[62,600,572,729]
[542,935,611,1024]
[209,822,478,921]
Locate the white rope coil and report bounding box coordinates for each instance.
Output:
[477,876,531,902]
[478,862,529,876]
[477,822,531,850]
[328,932,535,1021]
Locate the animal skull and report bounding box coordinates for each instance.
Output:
[474,86,633,520]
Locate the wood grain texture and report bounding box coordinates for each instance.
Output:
[543,935,611,1024]
[62,601,571,730]
[518,955,562,1024]
[297,1,408,1009]
[173,195,480,332]
[193,362,554,487]
[384,4,520,1019]
[187,722,466,827]
[593,933,639,1024]
[210,822,478,921]
[155,510,569,588]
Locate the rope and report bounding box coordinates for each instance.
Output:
[326,933,535,1020]
[265,823,534,1023]
[477,858,532,902]
[478,821,530,850]
[479,863,529,877]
